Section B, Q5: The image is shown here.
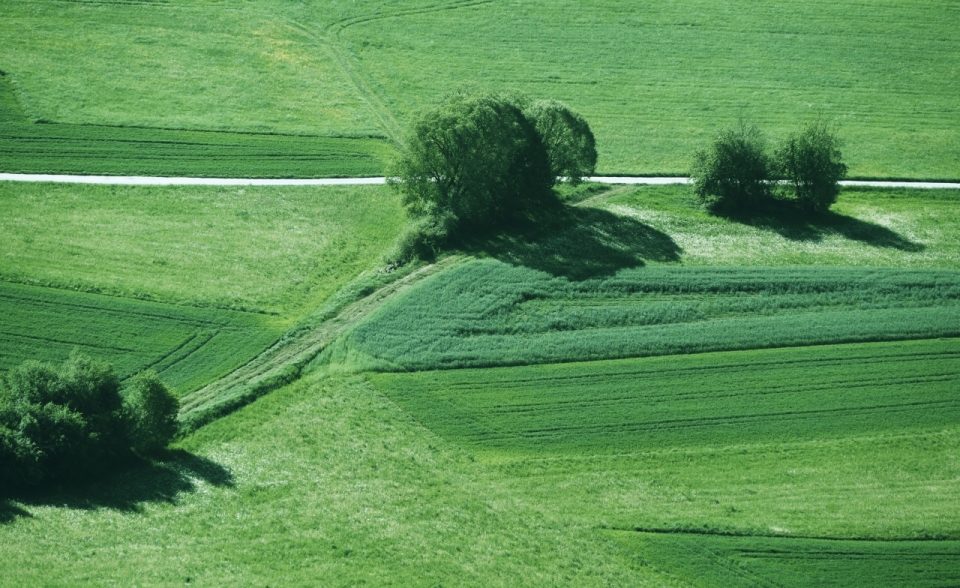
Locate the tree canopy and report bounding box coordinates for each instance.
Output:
[387,91,597,262]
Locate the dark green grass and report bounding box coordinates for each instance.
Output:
[0,73,392,178]
[369,338,960,460]
[333,262,960,371]
[609,531,960,588]
[0,281,279,395]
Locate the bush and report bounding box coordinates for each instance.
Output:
[123,371,179,454]
[775,121,847,213]
[0,352,179,488]
[691,122,772,211]
[388,89,555,232]
[523,99,597,184]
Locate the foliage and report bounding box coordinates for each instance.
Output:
[388,90,555,232]
[3,0,958,179]
[691,121,772,211]
[122,371,179,454]
[328,261,960,371]
[523,99,597,184]
[0,182,405,320]
[775,120,848,213]
[0,352,128,486]
[0,281,279,397]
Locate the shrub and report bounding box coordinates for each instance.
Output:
[0,352,178,488]
[524,99,598,184]
[123,371,179,454]
[691,122,772,211]
[775,121,847,213]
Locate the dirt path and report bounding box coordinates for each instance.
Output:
[177,255,464,433]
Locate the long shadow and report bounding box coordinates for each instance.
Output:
[461,204,682,280]
[716,200,925,251]
[1,449,232,520]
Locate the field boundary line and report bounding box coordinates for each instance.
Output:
[3,173,959,189]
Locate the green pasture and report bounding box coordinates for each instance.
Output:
[0,181,404,320]
[609,532,960,588]
[0,281,279,396]
[331,262,960,371]
[369,338,960,460]
[0,73,392,178]
[1,0,958,178]
[602,185,960,268]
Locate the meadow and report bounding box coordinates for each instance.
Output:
[609,532,960,588]
[330,261,960,371]
[368,338,960,460]
[0,281,279,396]
[0,74,392,178]
[1,0,958,178]
[0,181,404,319]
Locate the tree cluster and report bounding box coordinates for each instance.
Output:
[691,120,847,214]
[387,90,597,262]
[0,352,178,488]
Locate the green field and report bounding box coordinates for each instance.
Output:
[331,261,960,371]
[368,338,960,459]
[3,179,960,585]
[1,0,958,178]
[610,532,960,588]
[0,281,279,396]
[0,181,404,319]
[0,73,392,178]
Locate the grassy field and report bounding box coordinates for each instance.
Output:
[0,73,392,178]
[329,261,960,370]
[1,0,958,178]
[609,532,960,588]
[0,281,279,396]
[369,338,960,460]
[0,181,405,319]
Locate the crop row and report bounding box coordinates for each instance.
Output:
[369,338,960,459]
[0,281,278,395]
[0,75,391,178]
[337,261,960,371]
[610,531,960,588]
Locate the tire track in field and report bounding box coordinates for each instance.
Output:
[177,255,465,433]
[277,0,496,146]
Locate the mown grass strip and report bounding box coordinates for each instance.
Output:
[607,530,960,588]
[369,338,960,459]
[0,74,392,178]
[0,281,279,395]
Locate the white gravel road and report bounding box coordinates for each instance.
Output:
[1,173,958,189]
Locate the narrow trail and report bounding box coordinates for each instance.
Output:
[177,255,464,433]
[2,173,958,189]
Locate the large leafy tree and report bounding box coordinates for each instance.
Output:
[389,90,555,232]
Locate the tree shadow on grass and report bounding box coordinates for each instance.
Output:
[716,200,925,251]
[1,449,233,521]
[461,204,682,280]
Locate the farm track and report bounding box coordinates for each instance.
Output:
[176,255,464,433]
[2,173,958,188]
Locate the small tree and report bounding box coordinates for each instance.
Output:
[775,121,847,214]
[122,370,179,454]
[388,89,554,233]
[691,122,772,211]
[524,99,597,185]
